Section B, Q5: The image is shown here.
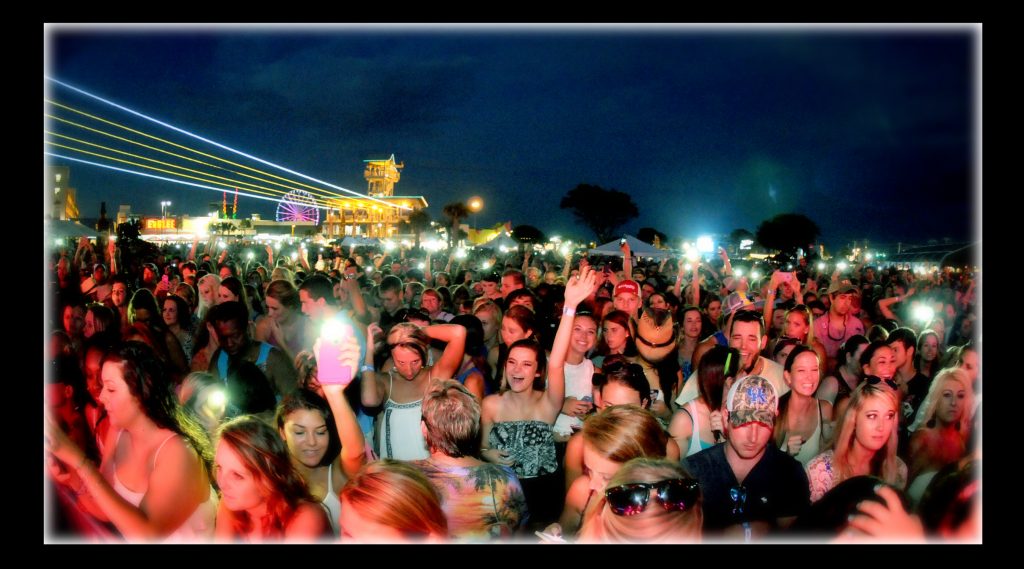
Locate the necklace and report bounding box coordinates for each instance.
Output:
[826,312,847,342]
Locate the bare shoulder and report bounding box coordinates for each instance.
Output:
[565,474,590,509]
[481,393,502,417]
[287,502,330,538]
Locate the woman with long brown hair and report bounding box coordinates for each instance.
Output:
[214,416,329,542]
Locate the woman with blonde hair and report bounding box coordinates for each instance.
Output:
[805,379,908,503]
[360,321,466,460]
[339,459,448,542]
[553,405,670,537]
[905,368,974,503]
[214,416,329,542]
[195,274,221,322]
[576,457,702,544]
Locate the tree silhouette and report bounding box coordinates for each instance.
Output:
[442,202,470,248]
[637,227,667,246]
[755,213,821,256]
[511,224,545,244]
[559,184,639,243]
[405,209,432,250]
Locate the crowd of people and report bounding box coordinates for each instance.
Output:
[45,233,981,543]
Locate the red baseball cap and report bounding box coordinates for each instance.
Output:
[614,280,640,298]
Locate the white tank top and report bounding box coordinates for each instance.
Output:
[377,371,430,460]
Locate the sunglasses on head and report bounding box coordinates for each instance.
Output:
[864,375,898,391]
[605,479,700,517]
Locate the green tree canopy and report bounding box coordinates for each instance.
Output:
[559,184,639,243]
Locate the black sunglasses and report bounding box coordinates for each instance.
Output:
[864,375,899,391]
[605,479,700,517]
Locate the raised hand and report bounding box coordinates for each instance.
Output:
[837,485,926,542]
[564,265,598,307]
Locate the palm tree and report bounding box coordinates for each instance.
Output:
[405,209,432,250]
[442,202,470,248]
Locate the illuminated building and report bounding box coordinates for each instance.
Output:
[321,155,428,239]
[48,166,79,221]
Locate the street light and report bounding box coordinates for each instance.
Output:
[468,196,483,231]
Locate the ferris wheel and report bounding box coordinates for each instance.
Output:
[276,190,320,224]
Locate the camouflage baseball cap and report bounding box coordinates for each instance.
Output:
[726,375,778,428]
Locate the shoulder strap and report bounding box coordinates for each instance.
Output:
[151,433,180,470]
[217,350,229,380]
[256,341,272,366]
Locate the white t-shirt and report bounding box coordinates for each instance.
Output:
[675,356,788,407]
[553,359,596,436]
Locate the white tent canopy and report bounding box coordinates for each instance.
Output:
[47,219,98,239]
[588,234,670,259]
[478,232,519,250]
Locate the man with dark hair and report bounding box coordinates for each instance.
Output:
[217,261,237,280]
[501,269,525,300]
[179,261,198,287]
[814,280,866,372]
[207,300,297,399]
[676,309,787,407]
[683,375,809,539]
[376,274,406,332]
[80,263,112,303]
[887,327,930,419]
[404,281,425,309]
[299,273,374,440]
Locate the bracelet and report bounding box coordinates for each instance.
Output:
[360,364,375,373]
[480,448,491,451]
[562,307,576,317]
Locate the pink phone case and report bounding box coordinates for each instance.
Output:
[317,340,352,386]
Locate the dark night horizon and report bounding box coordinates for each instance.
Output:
[45,25,978,252]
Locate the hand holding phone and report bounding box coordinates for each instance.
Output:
[316,320,353,386]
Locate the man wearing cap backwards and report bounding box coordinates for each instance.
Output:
[814,280,866,372]
[682,375,809,538]
[675,309,788,408]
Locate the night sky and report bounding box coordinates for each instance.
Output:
[45,25,977,251]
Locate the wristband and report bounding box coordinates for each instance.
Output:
[360,364,375,373]
[562,307,576,317]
